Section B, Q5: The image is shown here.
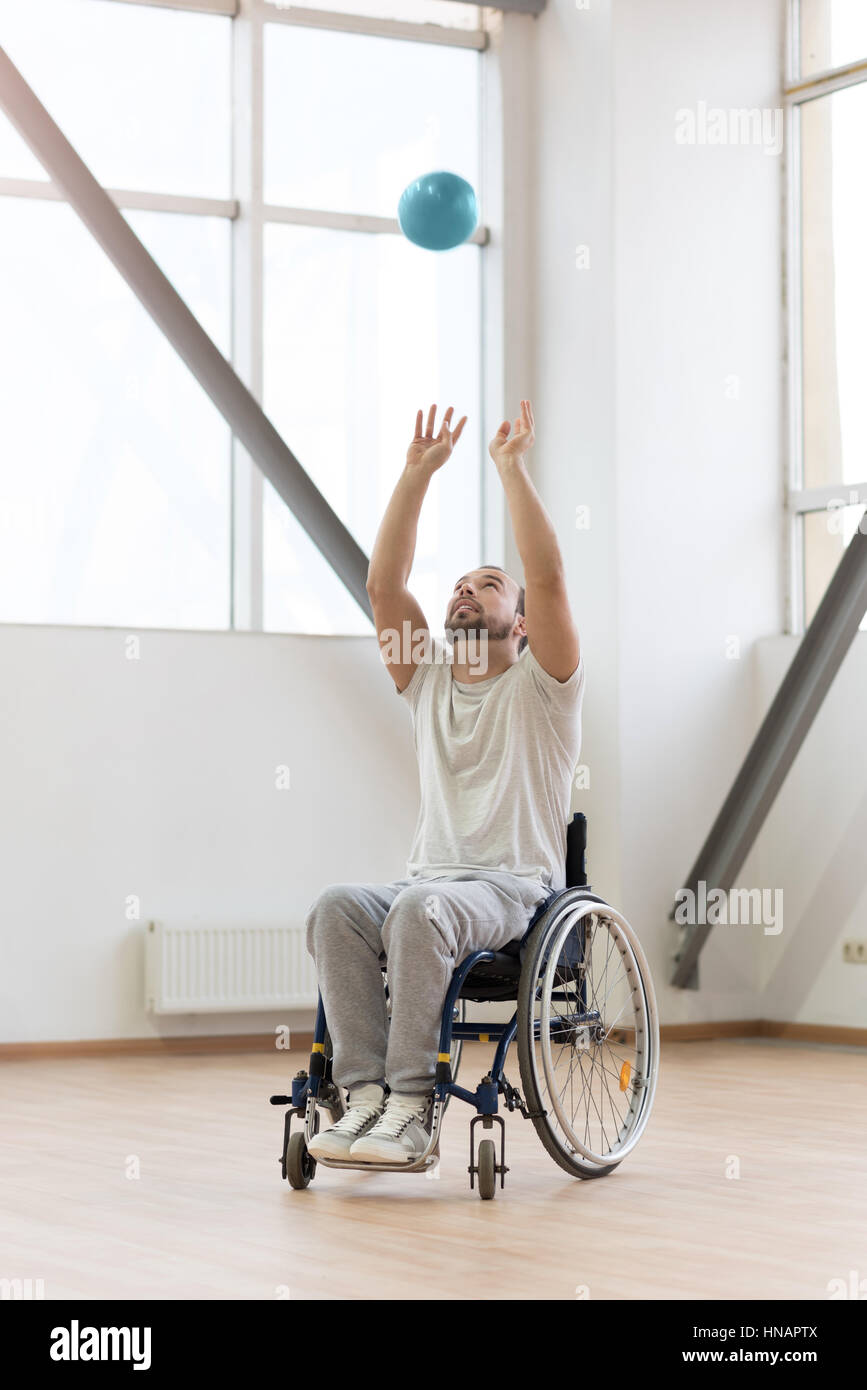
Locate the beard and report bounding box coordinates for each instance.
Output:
[445,611,514,644]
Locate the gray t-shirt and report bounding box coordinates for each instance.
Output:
[398,639,585,901]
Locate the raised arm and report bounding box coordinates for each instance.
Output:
[488,398,580,682]
[367,403,467,692]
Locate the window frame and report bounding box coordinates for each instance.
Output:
[785,0,867,634]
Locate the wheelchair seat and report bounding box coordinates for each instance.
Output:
[456,814,589,998]
[456,905,546,1000]
[499,937,522,958]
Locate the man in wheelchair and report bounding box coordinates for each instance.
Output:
[305,398,584,1165]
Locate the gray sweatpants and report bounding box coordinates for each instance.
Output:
[304,871,547,1095]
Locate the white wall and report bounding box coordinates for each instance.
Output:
[745,634,867,1028]
[0,625,419,1043]
[612,0,787,1021]
[510,0,623,909]
[528,0,789,1023]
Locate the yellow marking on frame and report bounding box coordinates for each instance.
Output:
[437,1052,451,1062]
[619,1061,631,1092]
[311,1042,325,1054]
[479,1033,490,1042]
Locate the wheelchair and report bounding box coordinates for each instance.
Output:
[270,813,659,1199]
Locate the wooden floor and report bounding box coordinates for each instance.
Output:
[1,1038,864,1301]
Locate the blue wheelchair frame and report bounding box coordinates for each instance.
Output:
[273,813,594,1190]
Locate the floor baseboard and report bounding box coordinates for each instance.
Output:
[2,1017,866,1059]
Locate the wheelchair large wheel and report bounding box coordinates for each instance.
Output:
[446,998,465,1105]
[322,1026,346,1124]
[517,890,659,1179]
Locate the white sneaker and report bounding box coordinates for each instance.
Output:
[306,1083,385,1160]
[349,1090,432,1163]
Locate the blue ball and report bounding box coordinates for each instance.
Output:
[397,170,479,251]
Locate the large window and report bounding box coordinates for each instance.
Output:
[0,198,232,628]
[260,11,482,635]
[262,223,481,632]
[0,0,486,633]
[788,0,867,630]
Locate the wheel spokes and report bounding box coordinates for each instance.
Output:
[531,907,651,1164]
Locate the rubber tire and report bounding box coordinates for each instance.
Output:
[286,1131,316,1190]
[517,892,619,1180]
[477,1139,497,1200]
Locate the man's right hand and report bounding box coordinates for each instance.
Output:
[366,403,467,693]
[406,404,467,472]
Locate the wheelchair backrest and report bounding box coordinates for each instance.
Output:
[523,812,589,936]
[565,811,587,888]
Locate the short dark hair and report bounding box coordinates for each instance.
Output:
[515,583,528,654]
[481,564,528,654]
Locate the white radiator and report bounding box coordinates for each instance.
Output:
[145,921,319,1014]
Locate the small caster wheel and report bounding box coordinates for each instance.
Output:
[286,1131,316,1189]
[478,1139,496,1200]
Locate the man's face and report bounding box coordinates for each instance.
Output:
[446,567,523,645]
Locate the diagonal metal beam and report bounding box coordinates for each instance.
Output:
[0,44,373,622]
[671,515,867,988]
